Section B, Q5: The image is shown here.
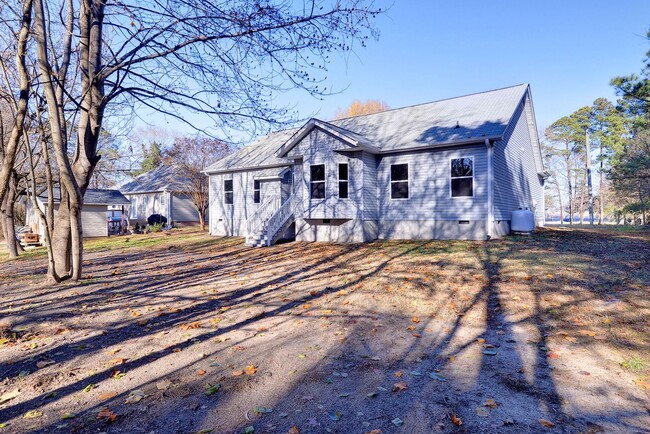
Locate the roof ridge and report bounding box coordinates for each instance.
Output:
[329,83,528,122]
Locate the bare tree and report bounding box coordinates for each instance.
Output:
[0,0,382,281]
[165,136,231,230]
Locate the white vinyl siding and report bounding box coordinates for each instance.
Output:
[493,96,544,222]
[378,145,488,221]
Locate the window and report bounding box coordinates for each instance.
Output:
[310,164,325,199]
[338,163,349,199]
[253,180,261,204]
[224,179,233,204]
[390,164,409,199]
[451,157,473,197]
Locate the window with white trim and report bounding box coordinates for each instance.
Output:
[224,179,233,204]
[253,180,261,204]
[310,164,325,199]
[338,163,348,199]
[451,157,473,197]
[390,164,409,199]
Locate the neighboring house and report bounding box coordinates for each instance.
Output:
[26,189,131,238]
[205,84,547,246]
[118,165,199,225]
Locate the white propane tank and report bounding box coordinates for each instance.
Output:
[511,207,535,233]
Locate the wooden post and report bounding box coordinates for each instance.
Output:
[121,205,125,235]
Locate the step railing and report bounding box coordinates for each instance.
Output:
[263,194,296,246]
[245,195,280,243]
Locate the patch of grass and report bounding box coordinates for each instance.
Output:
[620,356,650,373]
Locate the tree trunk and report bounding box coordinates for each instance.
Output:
[565,151,573,224]
[0,0,33,207]
[555,177,564,223]
[1,175,24,258]
[579,173,585,224]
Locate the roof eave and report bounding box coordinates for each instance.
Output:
[378,135,502,154]
[205,163,291,175]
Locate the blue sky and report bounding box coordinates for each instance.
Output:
[295,1,650,129]
[142,1,650,138]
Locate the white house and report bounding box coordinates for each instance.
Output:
[26,189,131,238]
[205,84,546,246]
[118,165,199,226]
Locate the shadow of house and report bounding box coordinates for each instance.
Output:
[118,164,200,227]
[205,84,548,246]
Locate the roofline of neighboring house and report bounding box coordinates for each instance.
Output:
[203,163,291,176]
[120,189,167,195]
[35,197,131,206]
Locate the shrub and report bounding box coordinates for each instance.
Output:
[146,223,164,233]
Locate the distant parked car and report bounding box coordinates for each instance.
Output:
[147,214,168,226]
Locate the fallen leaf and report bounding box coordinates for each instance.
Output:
[244,364,257,375]
[451,414,462,426]
[578,329,596,337]
[156,380,172,390]
[197,369,206,376]
[232,370,244,377]
[254,406,273,413]
[391,417,403,427]
[429,372,446,382]
[204,383,221,395]
[99,392,118,401]
[97,407,117,422]
[61,412,76,420]
[0,390,20,404]
[633,378,650,389]
[411,316,420,323]
[82,384,97,392]
[125,390,145,404]
[36,360,55,369]
[365,430,382,434]
[539,419,555,428]
[112,358,125,365]
[367,391,378,398]
[476,406,490,417]
[287,426,300,434]
[23,410,43,419]
[412,333,422,338]
[391,381,408,392]
[394,371,402,377]
[482,349,498,356]
[328,410,341,421]
[484,399,497,408]
[244,426,254,434]
[547,352,559,359]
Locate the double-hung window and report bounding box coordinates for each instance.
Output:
[390,164,409,199]
[310,164,325,199]
[253,180,261,204]
[451,157,473,197]
[338,163,349,199]
[224,179,233,204]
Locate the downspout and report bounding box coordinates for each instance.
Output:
[167,190,172,228]
[486,138,494,239]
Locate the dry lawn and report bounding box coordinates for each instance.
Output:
[0,226,649,433]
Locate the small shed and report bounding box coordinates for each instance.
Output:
[26,188,132,238]
[118,165,199,225]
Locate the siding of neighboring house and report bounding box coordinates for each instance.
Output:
[170,193,198,223]
[26,202,108,238]
[493,96,544,226]
[376,144,488,240]
[81,205,109,237]
[127,192,169,223]
[210,169,285,236]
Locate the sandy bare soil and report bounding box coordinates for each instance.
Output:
[0,227,649,434]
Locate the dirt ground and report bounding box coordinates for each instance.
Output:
[0,227,649,434]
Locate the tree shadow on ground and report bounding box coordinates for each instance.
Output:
[0,227,648,433]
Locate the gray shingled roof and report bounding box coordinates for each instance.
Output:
[204,129,296,174]
[205,84,529,173]
[38,188,131,205]
[118,165,189,194]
